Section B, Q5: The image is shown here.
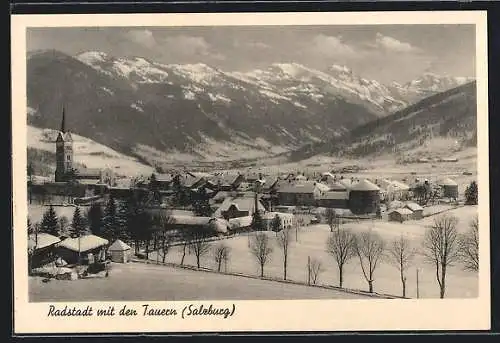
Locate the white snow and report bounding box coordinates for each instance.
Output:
[100,87,114,96]
[27,125,154,177]
[130,103,144,112]
[259,89,291,101]
[168,63,219,84]
[207,92,231,103]
[76,51,109,65]
[183,90,196,100]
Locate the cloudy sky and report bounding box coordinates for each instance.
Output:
[27,25,475,84]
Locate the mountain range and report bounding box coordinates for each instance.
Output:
[26,49,474,167]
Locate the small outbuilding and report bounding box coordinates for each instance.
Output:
[108,239,132,263]
[388,208,414,223]
[405,202,424,220]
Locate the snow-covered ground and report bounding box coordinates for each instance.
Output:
[28,125,154,177]
[29,262,369,302]
[152,206,479,299]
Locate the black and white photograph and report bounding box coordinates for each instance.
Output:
[12,11,490,333]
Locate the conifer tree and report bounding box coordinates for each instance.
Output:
[40,205,59,237]
[70,207,86,238]
[465,181,478,205]
[116,200,131,242]
[251,210,264,231]
[102,195,118,242]
[87,202,104,236]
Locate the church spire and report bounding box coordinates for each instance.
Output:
[60,105,66,133]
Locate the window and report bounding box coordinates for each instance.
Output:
[67,155,71,161]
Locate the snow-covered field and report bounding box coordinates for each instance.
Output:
[152,206,479,299]
[28,125,154,177]
[29,262,367,301]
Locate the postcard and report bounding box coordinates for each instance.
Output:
[12,10,490,334]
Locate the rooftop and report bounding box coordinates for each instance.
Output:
[57,234,109,252]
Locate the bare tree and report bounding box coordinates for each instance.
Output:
[214,242,231,272]
[294,216,305,242]
[387,235,416,297]
[354,230,386,293]
[307,257,324,285]
[422,214,461,298]
[249,232,273,277]
[155,212,175,264]
[325,227,356,288]
[277,227,292,280]
[459,215,479,272]
[189,229,211,269]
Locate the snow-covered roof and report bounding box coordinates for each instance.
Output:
[318,191,349,200]
[28,233,61,250]
[277,181,330,194]
[389,208,413,216]
[350,179,380,192]
[214,197,265,217]
[439,178,458,186]
[405,202,424,211]
[326,182,347,191]
[171,215,210,226]
[108,239,131,251]
[57,234,109,252]
[228,216,253,229]
[262,212,295,220]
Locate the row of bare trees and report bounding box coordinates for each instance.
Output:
[325,213,479,298]
[148,210,478,299]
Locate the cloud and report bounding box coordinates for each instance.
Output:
[233,40,271,49]
[126,29,157,48]
[311,34,356,57]
[374,33,420,53]
[164,35,210,55]
[162,35,225,60]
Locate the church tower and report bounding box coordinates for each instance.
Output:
[55,106,74,182]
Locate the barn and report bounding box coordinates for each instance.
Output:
[56,234,109,265]
[438,178,459,199]
[404,202,424,219]
[348,179,381,215]
[388,208,413,222]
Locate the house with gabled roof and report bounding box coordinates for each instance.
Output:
[214,196,266,219]
[276,181,330,207]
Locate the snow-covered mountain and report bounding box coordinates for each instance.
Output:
[27,49,474,166]
[389,72,475,103]
[290,81,477,162]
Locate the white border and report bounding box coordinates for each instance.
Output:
[12,11,490,334]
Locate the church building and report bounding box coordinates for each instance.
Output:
[54,107,115,187]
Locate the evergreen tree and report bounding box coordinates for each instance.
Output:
[87,202,104,236]
[40,205,59,237]
[116,200,131,242]
[464,181,478,205]
[193,187,213,217]
[149,173,160,203]
[70,207,86,238]
[102,196,118,242]
[270,214,282,233]
[251,210,264,231]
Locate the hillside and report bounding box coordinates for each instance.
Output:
[289,81,477,162]
[26,49,472,163]
[27,50,379,162]
[27,125,154,178]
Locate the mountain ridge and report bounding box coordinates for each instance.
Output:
[27,49,474,165]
